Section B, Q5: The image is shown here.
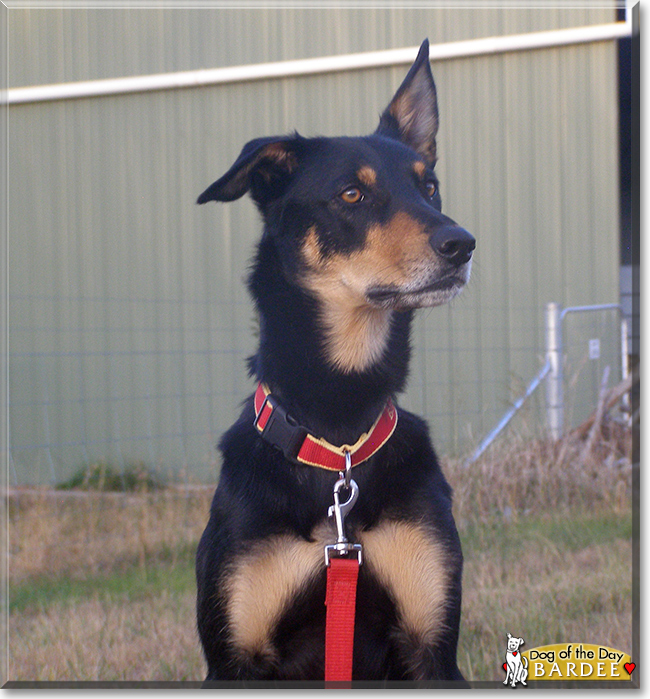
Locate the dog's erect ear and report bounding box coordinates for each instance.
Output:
[375,39,439,164]
[197,135,301,206]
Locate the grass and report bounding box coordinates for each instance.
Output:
[56,461,165,493]
[8,487,212,581]
[8,424,634,683]
[458,511,632,680]
[460,510,632,561]
[8,488,211,683]
[10,589,204,682]
[10,546,196,613]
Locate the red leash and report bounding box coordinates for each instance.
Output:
[325,557,360,683]
[324,467,362,684]
[252,386,391,683]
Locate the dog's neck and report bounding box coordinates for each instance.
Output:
[247,238,413,446]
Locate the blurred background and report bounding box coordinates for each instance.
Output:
[6,2,636,486]
[4,2,638,684]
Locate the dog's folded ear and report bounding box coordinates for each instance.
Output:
[197,135,302,206]
[375,39,439,164]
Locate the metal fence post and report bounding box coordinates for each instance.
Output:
[545,302,564,440]
[621,317,632,426]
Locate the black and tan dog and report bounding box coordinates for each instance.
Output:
[196,39,474,683]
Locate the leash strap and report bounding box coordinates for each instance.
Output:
[325,557,360,683]
[254,384,372,682]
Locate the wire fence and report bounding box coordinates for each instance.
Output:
[9,294,255,487]
[8,292,628,488]
[561,306,627,428]
[6,16,625,489]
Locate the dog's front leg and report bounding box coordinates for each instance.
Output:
[396,634,465,682]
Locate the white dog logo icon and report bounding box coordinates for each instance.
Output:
[503,633,528,687]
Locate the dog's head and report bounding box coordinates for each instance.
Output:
[507,634,525,653]
[198,39,474,309]
[199,41,474,372]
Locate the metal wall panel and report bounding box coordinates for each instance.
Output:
[9,6,616,87]
[405,41,620,452]
[8,7,621,484]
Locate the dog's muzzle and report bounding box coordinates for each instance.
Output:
[429,225,475,268]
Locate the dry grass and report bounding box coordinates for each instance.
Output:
[8,487,213,682]
[10,591,205,682]
[446,423,634,681]
[460,530,632,680]
[8,425,634,683]
[447,420,632,524]
[9,487,213,582]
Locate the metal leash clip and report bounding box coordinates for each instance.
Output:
[324,452,363,566]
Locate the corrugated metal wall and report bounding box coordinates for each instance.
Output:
[8,6,621,484]
[10,7,614,87]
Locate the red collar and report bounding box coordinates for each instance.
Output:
[253,383,398,471]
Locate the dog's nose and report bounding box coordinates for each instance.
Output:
[431,227,475,267]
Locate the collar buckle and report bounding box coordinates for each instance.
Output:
[253,383,398,471]
[254,393,309,461]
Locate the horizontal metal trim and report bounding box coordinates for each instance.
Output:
[6,21,631,105]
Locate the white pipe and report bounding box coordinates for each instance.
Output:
[545,302,564,442]
[560,302,622,320]
[6,21,630,105]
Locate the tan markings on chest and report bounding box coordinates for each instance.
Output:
[359,519,451,645]
[224,521,333,658]
[300,217,441,374]
[302,228,393,374]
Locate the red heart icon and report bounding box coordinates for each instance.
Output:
[513,651,518,656]
[624,662,636,675]
[503,663,507,671]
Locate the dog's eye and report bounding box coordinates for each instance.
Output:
[425,180,438,199]
[340,187,364,204]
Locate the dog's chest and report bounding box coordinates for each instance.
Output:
[224,518,452,658]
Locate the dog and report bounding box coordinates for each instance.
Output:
[504,634,528,687]
[195,39,475,683]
